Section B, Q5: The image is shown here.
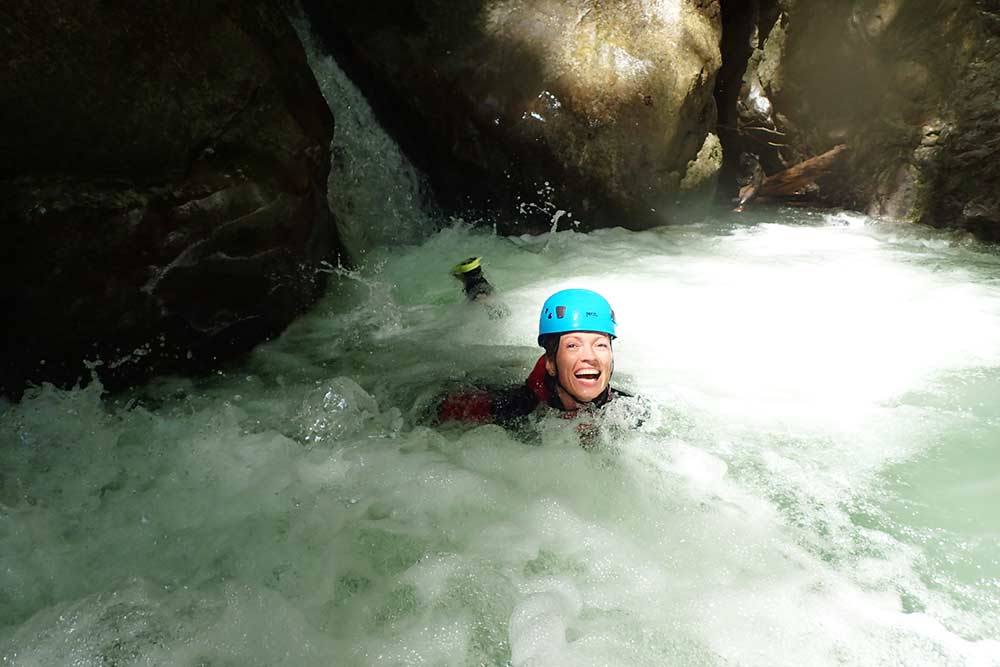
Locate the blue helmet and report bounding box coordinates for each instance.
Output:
[538,289,617,345]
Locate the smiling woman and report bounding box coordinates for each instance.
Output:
[437,288,634,427]
[537,289,625,410]
[544,331,615,408]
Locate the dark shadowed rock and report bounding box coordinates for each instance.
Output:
[0,2,339,398]
[916,2,1000,240]
[301,0,723,231]
[720,0,999,239]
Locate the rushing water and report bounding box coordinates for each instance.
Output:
[2,209,1000,666]
[292,14,434,262]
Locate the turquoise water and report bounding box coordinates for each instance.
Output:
[2,211,999,665]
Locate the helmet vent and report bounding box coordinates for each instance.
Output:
[556,306,567,319]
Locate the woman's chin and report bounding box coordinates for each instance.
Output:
[570,383,607,403]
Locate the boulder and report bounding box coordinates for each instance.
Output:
[0,2,339,398]
[301,0,723,231]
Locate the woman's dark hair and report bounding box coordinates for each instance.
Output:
[540,333,561,360]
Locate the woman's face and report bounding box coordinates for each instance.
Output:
[546,332,614,408]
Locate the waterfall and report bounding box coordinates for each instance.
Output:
[291,13,437,263]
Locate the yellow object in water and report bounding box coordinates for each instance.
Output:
[451,256,482,275]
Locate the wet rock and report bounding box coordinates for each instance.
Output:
[0,2,339,398]
[723,0,1000,239]
[918,4,1000,240]
[301,0,723,231]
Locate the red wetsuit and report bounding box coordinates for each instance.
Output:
[438,355,628,425]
